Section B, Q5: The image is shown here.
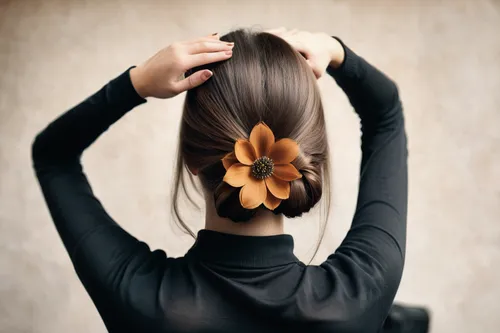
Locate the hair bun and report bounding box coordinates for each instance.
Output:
[212,158,323,221]
[210,120,324,221]
[274,164,323,218]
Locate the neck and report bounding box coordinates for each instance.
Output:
[204,197,284,236]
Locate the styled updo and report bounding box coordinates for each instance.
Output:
[173,29,329,229]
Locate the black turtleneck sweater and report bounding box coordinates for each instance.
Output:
[32,39,407,333]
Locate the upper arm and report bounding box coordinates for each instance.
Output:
[321,99,407,310]
[314,229,404,331]
[32,153,166,303]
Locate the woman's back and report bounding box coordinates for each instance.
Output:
[32,30,407,333]
[93,229,402,332]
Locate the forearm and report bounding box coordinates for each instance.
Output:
[327,37,401,130]
[327,38,345,69]
[32,67,146,167]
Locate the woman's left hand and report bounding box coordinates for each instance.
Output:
[130,34,234,99]
[266,28,344,79]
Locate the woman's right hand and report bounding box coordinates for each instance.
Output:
[266,28,345,78]
[130,34,234,99]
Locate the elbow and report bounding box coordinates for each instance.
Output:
[378,83,404,130]
[390,81,402,114]
[31,131,53,169]
[392,83,402,114]
[31,131,80,171]
[31,133,43,165]
[386,80,402,115]
[362,80,403,130]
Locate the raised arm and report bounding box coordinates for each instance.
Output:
[32,67,149,272]
[324,37,407,310]
[31,35,235,326]
[268,29,408,329]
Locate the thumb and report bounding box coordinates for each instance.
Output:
[176,69,213,92]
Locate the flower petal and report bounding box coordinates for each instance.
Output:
[222,152,238,170]
[239,178,267,209]
[269,139,300,164]
[264,190,282,210]
[273,164,302,181]
[250,122,275,158]
[223,163,252,187]
[265,175,291,200]
[235,139,257,165]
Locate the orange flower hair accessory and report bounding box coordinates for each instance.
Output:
[222,122,302,210]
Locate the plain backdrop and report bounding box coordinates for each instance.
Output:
[1,0,499,332]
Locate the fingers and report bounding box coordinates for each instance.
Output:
[281,37,310,57]
[266,28,308,54]
[304,59,322,79]
[175,69,213,93]
[186,40,234,55]
[185,50,233,69]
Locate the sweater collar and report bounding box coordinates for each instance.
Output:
[186,229,300,267]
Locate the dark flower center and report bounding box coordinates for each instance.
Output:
[251,156,274,179]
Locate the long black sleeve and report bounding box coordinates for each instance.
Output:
[319,38,408,329]
[32,67,147,256]
[31,68,167,331]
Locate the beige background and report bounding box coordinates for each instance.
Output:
[1,0,499,332]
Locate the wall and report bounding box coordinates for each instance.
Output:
[1,0,499,332]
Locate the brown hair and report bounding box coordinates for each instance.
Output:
[172,29,330,257]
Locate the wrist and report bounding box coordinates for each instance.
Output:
[129,66,149,99]
[328,38,345,69]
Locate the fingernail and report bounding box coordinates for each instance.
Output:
[225,50,233,55]
[202,70,213,80]
[226,42,234,46]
